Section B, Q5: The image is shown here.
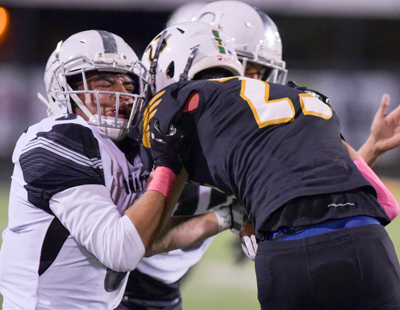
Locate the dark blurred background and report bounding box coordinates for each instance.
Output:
[1,0,400,183]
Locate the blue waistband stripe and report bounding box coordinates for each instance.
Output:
[278,216,380,241]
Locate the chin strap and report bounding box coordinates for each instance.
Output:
[37,92,54,117]
[37,92,50,108]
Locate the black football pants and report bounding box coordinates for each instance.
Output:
[256,224,400,310]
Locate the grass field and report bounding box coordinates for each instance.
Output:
[0,178,400,309]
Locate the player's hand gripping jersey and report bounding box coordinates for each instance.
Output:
[141,77,389,237]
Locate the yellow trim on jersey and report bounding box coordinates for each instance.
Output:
[212,77,330,128]
[239,79,295,128]
[142,90,165,148]
[299,93,332,120]
[214,76,240,82]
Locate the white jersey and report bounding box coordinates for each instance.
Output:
[135,184,233,284]
[0,114,149,310]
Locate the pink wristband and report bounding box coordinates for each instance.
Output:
[354,157,399,221]
[146,166,177,198]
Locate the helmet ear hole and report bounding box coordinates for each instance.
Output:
[166,61,175,79]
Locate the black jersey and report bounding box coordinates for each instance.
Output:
[141,77,389,233]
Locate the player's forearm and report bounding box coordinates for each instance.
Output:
[343,141,398,220]
[149,168,189,244]
[343,138,380,165]
[126,168,188,249]
[358,135,383,167]
[125,190,167,249]
[353,157,399,221]
[145,211,219,257]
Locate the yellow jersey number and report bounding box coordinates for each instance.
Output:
[218,77,332,128]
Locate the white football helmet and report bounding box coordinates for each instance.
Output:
[41,30,148,141]
[141,21,243,94]
[192,1,287,84]
[166,2,207,27]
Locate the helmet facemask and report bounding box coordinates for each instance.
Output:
[50,58,146,141]
[42,30,148,141]
[43,30,148,142]
[239,56,287,84]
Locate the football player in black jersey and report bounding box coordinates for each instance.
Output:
[139,21,400,310]
[192,0,400,265]
[116,21,246,310]
[192,0,400,171]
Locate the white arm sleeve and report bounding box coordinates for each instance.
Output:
[49,184,145,272]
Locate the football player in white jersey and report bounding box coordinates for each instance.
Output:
[0,29,218,310]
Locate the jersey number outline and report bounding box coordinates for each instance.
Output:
[219,77,332,128]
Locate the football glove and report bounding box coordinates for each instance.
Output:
[211,199,247,234]
[150,118,185,175]
[241,235,258,262]
[240,220,258,262]
[230,199,248,235]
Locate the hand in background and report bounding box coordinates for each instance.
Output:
[359,94,400,166]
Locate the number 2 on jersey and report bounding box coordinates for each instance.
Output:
[237,77,332,128]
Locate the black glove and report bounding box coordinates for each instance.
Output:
[150,118,185,175]
[286,80,330,105]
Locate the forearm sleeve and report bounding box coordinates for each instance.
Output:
[354,157,399,221]
[50,184,145,271]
